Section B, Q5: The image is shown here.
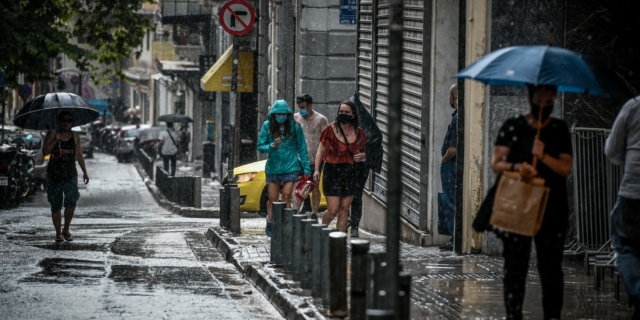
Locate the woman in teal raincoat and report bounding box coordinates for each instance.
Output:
[257,100,312,236]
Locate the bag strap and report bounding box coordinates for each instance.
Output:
[166,129,178,147]
[336,124,354,158]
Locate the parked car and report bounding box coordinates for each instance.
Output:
[116,124,150,162]
[223,160,327,214]
[72,126,93,158]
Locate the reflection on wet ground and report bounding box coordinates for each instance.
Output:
[0,153,280,319]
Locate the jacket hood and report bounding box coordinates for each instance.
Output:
[268,100,293,116]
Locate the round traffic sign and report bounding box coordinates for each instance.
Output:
[70,75,80,85]
[220,0,256,36]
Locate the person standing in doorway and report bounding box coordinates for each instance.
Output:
[293,93,328,220]
[158,122,180,176]
[605,95,640,319]
[439,84,458,251]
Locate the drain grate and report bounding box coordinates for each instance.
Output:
[418,272,503,280]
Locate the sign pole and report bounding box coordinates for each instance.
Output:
[1,71,5,143]
[227,36,240,185]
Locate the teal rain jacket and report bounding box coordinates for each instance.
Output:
[257,100,312,175]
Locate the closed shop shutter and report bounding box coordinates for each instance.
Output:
[357,0,375,108]
[362,0,424,227]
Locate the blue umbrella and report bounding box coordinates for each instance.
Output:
[457,45,630,98]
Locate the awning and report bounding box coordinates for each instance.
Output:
[200,45,254,93]
[88,99,111,115]
[123,67,150,81]
[157,60,200,77]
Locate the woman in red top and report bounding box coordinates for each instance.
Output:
[314,101,367,231]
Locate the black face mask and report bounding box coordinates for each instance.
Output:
[337,114,352,124]
[531,103,554,122]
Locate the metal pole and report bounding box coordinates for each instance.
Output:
[292,214,306,281]
[398,272,412,320]
[270,202,286,265]
[1,70,5,142]
[219,187,228,228]
[322,227,337,307]
[300,218,315,289]
[385,0,404,316]
[283,208,296,273]
[351,239,371,320]
[193,177,202,208]
[229,186,241,234]
[311,223,328,298]
[229,36,239,171]
[329,231,348,317]
[367,252,387,310]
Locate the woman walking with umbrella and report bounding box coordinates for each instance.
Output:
[459,43,631,319]
[43,111,90,242]
[14,92,98,243]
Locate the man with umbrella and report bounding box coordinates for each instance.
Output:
[158,122,181,176]
[14,93,97,243]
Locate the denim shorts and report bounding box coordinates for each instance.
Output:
[46,176,80,212]
[266,172,299,184]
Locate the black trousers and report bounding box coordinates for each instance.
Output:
[350,162,370,230]
[499,218,567,320]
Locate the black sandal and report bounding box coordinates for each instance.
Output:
[55,235,64,243]
[62,232,73,242]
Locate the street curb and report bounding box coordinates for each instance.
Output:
[133,161,220,218]
[205,227,326,320]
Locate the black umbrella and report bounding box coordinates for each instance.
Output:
[13,92,100,130]
[350,92,383,174]
[157,113,193,123]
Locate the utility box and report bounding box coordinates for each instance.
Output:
[203,141,215,178]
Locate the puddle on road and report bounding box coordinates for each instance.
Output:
[85,211,125,219]
[20,258,105,285]
[109,265,224,296]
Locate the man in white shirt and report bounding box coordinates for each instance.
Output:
[293,94,328,220]
[158,122,180,176]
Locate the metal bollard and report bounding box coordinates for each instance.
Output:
[229,186,241,234]
[311,223,328,298]
[329,231,348,317]
[219,187,228,228]
[193,177,202,208]
[398,272,411,320]
[283,208,296,273]
[300,219,315,289]
[367,252,387,310]
[321,228,337,307]
[270,202,286,266]
[351,239,371,320]
[291,214,306,281]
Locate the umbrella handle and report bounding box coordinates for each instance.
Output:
[531,105,544,169]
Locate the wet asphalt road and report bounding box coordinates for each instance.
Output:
[0,153,280,319]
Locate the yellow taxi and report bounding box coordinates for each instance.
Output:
[226,160,326,213]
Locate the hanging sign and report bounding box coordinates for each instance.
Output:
[220,0,256,36]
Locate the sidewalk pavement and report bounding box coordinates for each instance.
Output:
[206,220,634,319]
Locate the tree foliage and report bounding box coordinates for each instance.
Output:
[0,0,154,88]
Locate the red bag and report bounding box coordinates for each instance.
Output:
[294,175,315,202]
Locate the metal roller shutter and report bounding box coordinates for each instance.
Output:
[369,0,424,227]
[357,0,375,108]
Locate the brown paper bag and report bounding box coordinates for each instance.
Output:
[490,171,550,236]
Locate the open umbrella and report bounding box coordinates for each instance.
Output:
[457,45,631,98]
[157,113,193,123]
[13,92,100,130]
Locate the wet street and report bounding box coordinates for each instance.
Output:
[0,153,280,319]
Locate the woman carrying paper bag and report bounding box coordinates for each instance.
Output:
[490,85,573,320]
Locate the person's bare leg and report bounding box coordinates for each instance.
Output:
[52,210,62,238]
[322,196,340,226]
[267,183,281,222]
[62,207,75,237]
[281,181,295,208]
[336,196,354,232]
[311,188,321,215]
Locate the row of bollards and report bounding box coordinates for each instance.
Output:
[219,183,241,234]
[269,202,412,319]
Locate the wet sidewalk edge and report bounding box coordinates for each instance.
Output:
[133,161,219,218]
[205,227,326,320]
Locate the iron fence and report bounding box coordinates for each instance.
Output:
[570,126,622,251]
